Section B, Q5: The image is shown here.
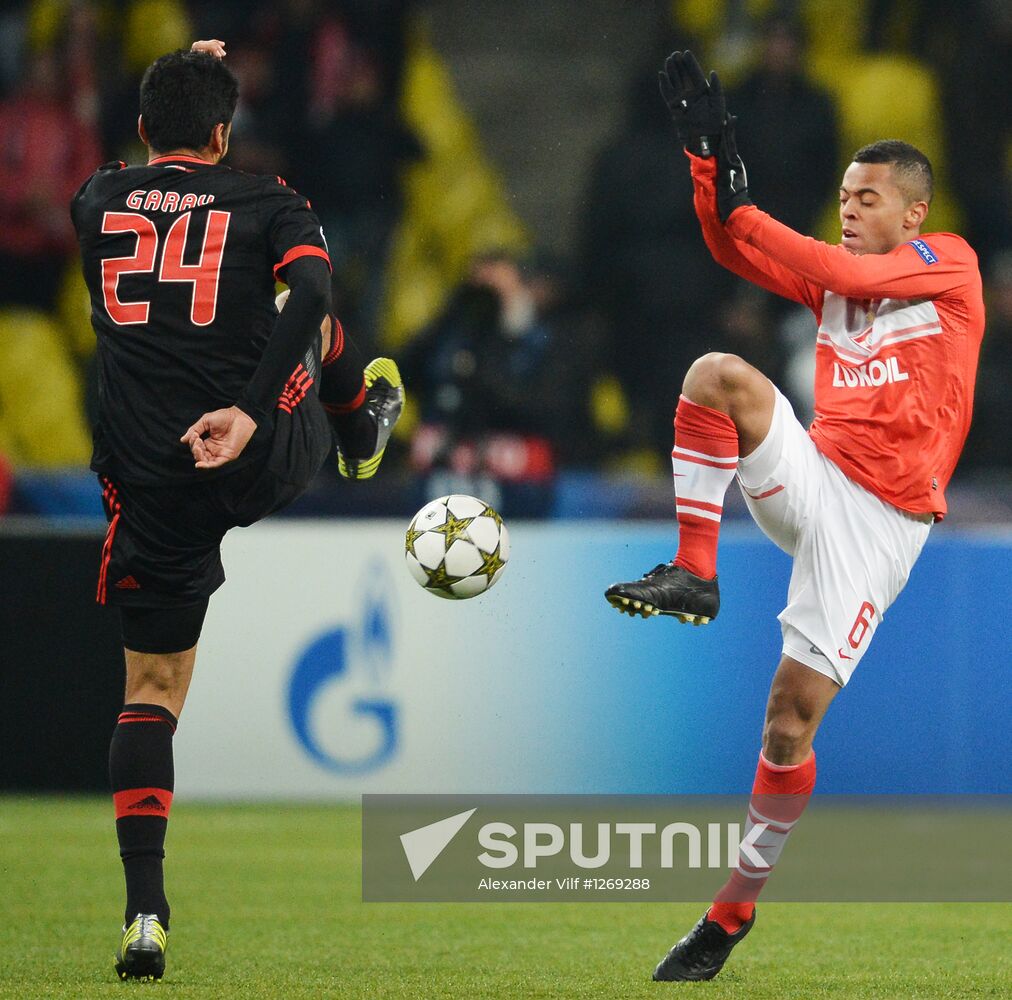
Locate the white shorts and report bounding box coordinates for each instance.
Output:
[737,388,931,686]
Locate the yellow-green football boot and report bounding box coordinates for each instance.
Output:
[114,913,167,981]
[337,358,404,480]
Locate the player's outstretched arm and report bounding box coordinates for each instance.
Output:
[662,56,821,312]
[725,203,971,300]
[690,151,821,312]
[713,120,969,300]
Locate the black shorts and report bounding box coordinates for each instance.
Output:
[96,358,331,609]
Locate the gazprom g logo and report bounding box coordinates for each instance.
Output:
[287,569,397,774]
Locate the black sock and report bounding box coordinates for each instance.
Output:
[320,316,376,457]
[109,703,176,928]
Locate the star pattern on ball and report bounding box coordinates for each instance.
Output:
[483,505,504,531]
[404,524,425,557]
[476,544,507,584]
[424,560,462,594]
[433,511,474,547]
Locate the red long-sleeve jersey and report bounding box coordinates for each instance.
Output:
[689,152,985,519]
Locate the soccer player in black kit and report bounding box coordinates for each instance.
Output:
[71,41,403,981]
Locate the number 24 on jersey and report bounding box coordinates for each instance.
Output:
[100,210,230,327]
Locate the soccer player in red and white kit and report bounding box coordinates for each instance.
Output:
[605,52,986,981]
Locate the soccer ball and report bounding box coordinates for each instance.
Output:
[405,495,510,600]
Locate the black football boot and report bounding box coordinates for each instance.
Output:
[652,909,755,981]
[604,562,719,624]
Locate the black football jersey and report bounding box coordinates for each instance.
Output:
[72,155,330,483]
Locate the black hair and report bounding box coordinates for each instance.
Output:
[852,139,934,203]
[139,50,239,153]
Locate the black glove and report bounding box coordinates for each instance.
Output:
[716,116,754,222]
[658,50,726,157]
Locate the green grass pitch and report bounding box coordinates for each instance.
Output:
[1,797,1007,999]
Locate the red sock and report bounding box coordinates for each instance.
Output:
[670,395,738,579]
[708,751,817,933]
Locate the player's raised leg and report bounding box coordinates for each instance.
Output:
[276,292,403,481]
[320,316,403,480]
[110,604,204,981]
[653,655,838,981]
[605,352,774,622]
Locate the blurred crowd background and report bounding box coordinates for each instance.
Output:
[0,0,1008,519]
